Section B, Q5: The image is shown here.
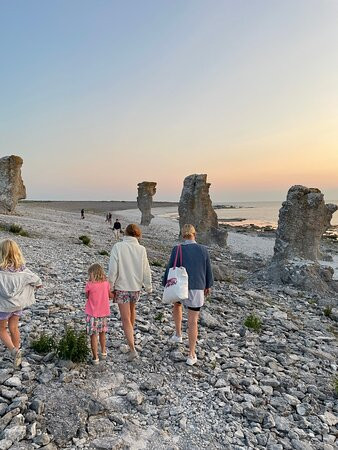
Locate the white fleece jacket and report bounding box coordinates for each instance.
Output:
[0,268,42,312]
[108,236,152,293]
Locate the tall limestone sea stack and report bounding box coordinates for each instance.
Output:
[137,181,157,226]
[178,174,227,246]
[0,155,26,213]
[268,185,338,293]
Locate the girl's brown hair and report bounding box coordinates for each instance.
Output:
[88,263,106,282]
[0,239,25,270]
[125,223,142,239]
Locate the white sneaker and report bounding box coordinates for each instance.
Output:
[170,334,183,343]
[186,355,197,366]
[127,350,139,362]
[11,349,22,368]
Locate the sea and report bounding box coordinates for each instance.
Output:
[158,200,338,236]
[215,200,338,229]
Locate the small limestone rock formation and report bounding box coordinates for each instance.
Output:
[178,174,227,246]
[268,185,338,293]
[0,155,26,213]
[137,182,157,226]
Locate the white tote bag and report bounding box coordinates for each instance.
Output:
[162,245,189,304]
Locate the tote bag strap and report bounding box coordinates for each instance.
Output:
[173,244,183,268]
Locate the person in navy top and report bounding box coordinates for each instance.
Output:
[163,224,213,366]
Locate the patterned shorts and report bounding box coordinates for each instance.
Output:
[86,315,108,335]
[113,290,140,304]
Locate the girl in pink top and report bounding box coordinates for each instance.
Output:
[85,263,112,364]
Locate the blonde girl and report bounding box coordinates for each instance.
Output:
[0,239,42,368]
[85,263,112,364]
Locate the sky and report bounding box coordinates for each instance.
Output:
[0,0,337,202]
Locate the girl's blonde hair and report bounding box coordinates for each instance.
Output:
[0,239,25,270]
[88,263,106,282]
[181,224,196,239]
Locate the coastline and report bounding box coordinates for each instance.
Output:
[0,201,337,448]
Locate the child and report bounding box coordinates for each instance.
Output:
[85,263,112,364]
[0,239,42,368]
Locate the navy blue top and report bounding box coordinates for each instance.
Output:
[163,241,213,290]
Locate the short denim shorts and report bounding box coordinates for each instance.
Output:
[0,310,23,321]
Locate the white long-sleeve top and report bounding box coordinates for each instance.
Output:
[108,236,152,293]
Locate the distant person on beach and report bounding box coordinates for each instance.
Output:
[81,209,85,219]
[85,263,112,364]
[113,219,121,239]
[163,224,213,366]
[108,212,112,225]
[0,239,42,368]
[108,224,152,361]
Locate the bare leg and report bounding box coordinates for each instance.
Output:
[99,332,106,354]
[0,319,15,351]
[130,302,136,328]
[90,334,98,360]
[118,303,135,352]
[187,309,199,357]
[8,315,20,349]
[172,303,182,337]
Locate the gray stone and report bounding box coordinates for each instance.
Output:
[268,185,337,292]
[0,155,26,213]
[178,174,227,246]
[137,181,157,226]
[2,424,26,442]
[0,440,12,450]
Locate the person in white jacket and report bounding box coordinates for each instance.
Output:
[108,224,152,360]
[0,239,42,367]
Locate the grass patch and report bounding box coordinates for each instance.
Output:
[334,377,338,395]
[308,299,317,305]
[31,333,56,354]
[244,314,262,332]
[98,250,109,256]
[151,260,164,267]
[324,306,333,318]
[56,327,89,363]
[7,223,30,237]
[79,235,91,246]
[154,311,164,321]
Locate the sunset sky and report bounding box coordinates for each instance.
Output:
[1,0,337,201]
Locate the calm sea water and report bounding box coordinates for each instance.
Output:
[216,200,338,228]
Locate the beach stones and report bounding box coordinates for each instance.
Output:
[178,174,227,246]
[137,181,157,226]
[0,155,26,213]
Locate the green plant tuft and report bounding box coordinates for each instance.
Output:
[31,333,56,354]
[151,260,163,267]
[7,223,29,237]
[324,306,332,318]
[333,376,338,396]
[98,250,109,256]
[154,311,164,321]
[244,314,262,332]
[79,235,91,246]
[18,229,30,237]
[57,327,89,363]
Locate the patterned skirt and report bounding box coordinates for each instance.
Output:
[86,315,108,335]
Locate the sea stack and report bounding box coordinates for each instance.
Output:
[178,174,227,246]
[268,185,338,292]
[137,181,157,226]
[0,155,26,213]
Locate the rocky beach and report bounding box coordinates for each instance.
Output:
[0,201,337,450]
